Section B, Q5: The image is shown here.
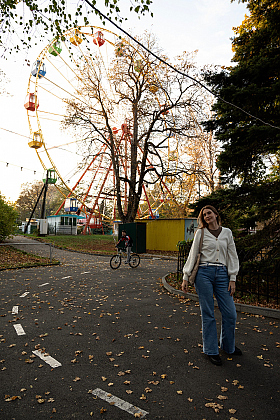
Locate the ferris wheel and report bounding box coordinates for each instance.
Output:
[24,26,180,227]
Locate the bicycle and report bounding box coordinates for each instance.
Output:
[110,246,140,269]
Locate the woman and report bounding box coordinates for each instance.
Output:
[182,205,242,365]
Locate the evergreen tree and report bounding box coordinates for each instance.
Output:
[204,0,280,184]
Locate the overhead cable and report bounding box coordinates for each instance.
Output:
[83,0,280,131]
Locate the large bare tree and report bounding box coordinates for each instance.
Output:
[63,33,209,223]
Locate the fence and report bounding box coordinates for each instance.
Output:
[0,242,54,263]
[177,242,279,305]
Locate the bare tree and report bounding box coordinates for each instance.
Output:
[63,33,210,223]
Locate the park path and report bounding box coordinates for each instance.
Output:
[0,235,279,419]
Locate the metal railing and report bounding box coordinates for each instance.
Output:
[177,243,280,305]
[0,242,54,263]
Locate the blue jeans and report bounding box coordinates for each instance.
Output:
[195,264,237,355]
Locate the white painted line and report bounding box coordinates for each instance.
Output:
[14,324,26,336]
[39,282,49,287]
[81,272,90,274]
[32,350,62,368]
[61,276,72,279]
[20,292,29,298]
[12,306,19,315]
[91,388,148,418]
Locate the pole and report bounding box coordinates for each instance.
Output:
[24,184,46,234]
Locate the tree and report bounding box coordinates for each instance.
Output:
[0,0,153,55]
[0,193,18,241]
[63,33,210,223]
[204,0,280,185]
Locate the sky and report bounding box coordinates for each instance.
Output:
[0,0,248,203]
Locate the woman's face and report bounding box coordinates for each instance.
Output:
[202,208,217,225]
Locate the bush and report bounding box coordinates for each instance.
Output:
[0,194,18,242]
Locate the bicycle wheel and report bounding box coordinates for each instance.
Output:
[129,254,140,268]
[110,254,121,269]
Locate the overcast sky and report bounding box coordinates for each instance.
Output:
[0,0,248,203]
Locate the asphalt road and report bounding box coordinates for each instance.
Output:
[0,238,279,420]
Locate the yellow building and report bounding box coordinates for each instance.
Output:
[144,218,197,252]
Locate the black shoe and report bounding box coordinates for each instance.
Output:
[229,346,242,356]
[208,354,222,366]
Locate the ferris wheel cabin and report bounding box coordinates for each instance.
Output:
[64,198,79,213]
[24,93,39,111]
[93,31,105,47]
[43,169,57,184]
[28,131,43,149]
[70,31,83,46]
[49,41,62,56]
[31,60,46,78]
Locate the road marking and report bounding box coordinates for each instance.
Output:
[32,350,62,368]
[90,388,148,418]
[12,306,19,314]
[81,272,90,274]
[20,292,30,298]
[61,276,72,279]
[14,324,26,336]
[39,282,49,287]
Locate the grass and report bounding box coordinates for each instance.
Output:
[28,234,116,255]
[0,245,59,270]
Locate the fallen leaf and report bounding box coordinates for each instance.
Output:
[217,395,228,400]
[177,390,183,394]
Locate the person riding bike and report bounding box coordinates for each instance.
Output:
[116,230,133,264]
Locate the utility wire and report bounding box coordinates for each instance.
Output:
[83,0,280,131]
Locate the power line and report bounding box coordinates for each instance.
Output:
[0,126,30,140]
[83,0,280,131]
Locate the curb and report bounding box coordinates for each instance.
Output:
[0,262,60,271]
[162,273,280,320]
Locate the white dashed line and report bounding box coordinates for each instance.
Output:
[81,272,90,274]
[61,276,72,279]
[13,324,26,336]
[12,306,19,314]
[38,283,49,287]
[20,292,30,298]
[90,388,148,418]
[32,350,62,368]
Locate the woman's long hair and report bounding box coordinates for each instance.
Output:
[197,205,221,228]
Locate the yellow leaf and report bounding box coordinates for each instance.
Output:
[177,390,183,394]
[229,408,237,414]
[187,397,193,402]
[126,390,133,394]
[217,395,228,400]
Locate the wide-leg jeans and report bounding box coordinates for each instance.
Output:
[195,264,237,355]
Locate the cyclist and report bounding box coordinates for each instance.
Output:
[116,230,133,264]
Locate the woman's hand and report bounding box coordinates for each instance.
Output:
[182,279,188,293]
[228,281,236,296]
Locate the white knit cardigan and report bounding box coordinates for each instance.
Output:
[182,227,239,282]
